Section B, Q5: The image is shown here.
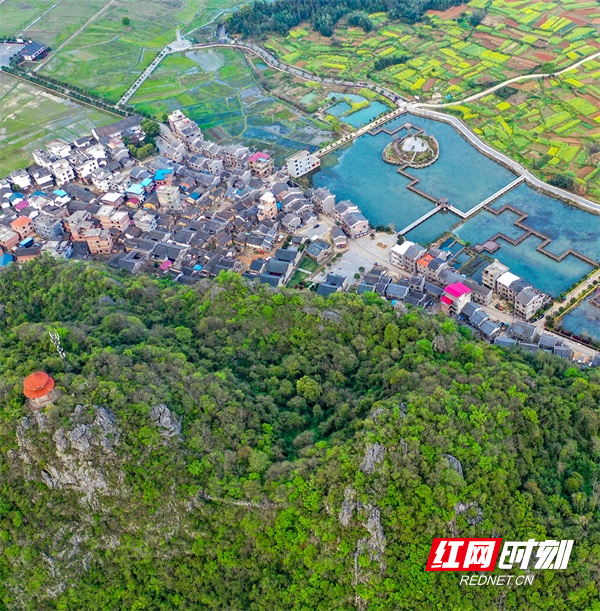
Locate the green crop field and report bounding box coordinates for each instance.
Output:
[447,58,600,201]
[0,0,109,49]
[39,0,203,103]
[263,0,599,102]
[0,72,115,176]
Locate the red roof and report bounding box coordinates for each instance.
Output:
[445,282,471,298]
[440,296,453,305]
[23,372,55,399]
[11,216,31,228]
[249,152,270,163]
[159,259,172,271]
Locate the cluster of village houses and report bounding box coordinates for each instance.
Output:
[0,107,593,364]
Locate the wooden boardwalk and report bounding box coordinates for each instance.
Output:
[481,203,598,267]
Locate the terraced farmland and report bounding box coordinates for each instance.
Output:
[263,0,599,102]
[447,59,600,201]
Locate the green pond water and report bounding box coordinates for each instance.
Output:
[313,113,600,297]
[326,93,388,127]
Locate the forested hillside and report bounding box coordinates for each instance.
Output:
[227,0,463,37]
[1,258,600,610]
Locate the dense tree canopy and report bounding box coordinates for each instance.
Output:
[227,0,463,38]
[0,258,599,609]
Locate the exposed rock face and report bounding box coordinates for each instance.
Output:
[16,405,122,506]
[455,501,484,526]
[442,453,464,478]
[149,403,182,437]
[393,302,408,316]
[339,486,356,527]
[359,443,385,474]
[340,442,388,609]
[363,506,386,564]
[370,407,385,420]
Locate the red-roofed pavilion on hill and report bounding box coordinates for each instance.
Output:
[23,372,56,410]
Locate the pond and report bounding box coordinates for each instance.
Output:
[328,102,352,117]
[343,101,388,128]
[313,112,599,296]
[314,113,516,231]
[560,292,600,344]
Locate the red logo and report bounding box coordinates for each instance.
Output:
[426,538,502,571]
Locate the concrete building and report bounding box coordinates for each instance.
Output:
[82,228,113,254]
[10,216,35,239]
[463,277,493,305]
[50,159,75,185]
[331,226,347,248]
[248,152,274,177]
[441,282,472,316]
[402,243,427,274]
[482,260,510,291]
[157,185,181,210]
[390,240,415,268]
[33,214,64,240]
[514,287,545,321]
[286,150,320,178]
[495,271,521,301]
[41,240,72,259]
[0,226,20,250]
[133,210,157,233]
[257,192,278,221]
[313,188,336,214]
[341,210,369,239]
[97,207,130,232]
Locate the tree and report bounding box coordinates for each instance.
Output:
[548,173,575,191]
[296,376,322,402]
[122,17,131,26]
[141,119,160,138]
[467,9,486,27]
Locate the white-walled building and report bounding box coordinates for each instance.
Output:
[286,150,320,178]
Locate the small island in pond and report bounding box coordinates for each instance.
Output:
[383,132,439,168]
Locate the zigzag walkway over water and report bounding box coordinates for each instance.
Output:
[480,203,598,267]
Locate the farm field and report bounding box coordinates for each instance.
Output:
[131,48,334,165]
[37,0,206,102]
[183,0,248,39]
[262,0,599,102]
[447,58,600,201]
[0,0,109,49]
[0,72,114,176]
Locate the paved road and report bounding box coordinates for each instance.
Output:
[543,268,600,321]
[410,106,600,216]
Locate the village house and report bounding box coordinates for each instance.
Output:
[0,226,20,250]
[248,152,274,178]
[32,214,63,240]
[441,282,472,316]
[81,228,113,254]
[305,239,331,263]
[313,188,336,214]
[286,150,320,178]
[10,216,35,239]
